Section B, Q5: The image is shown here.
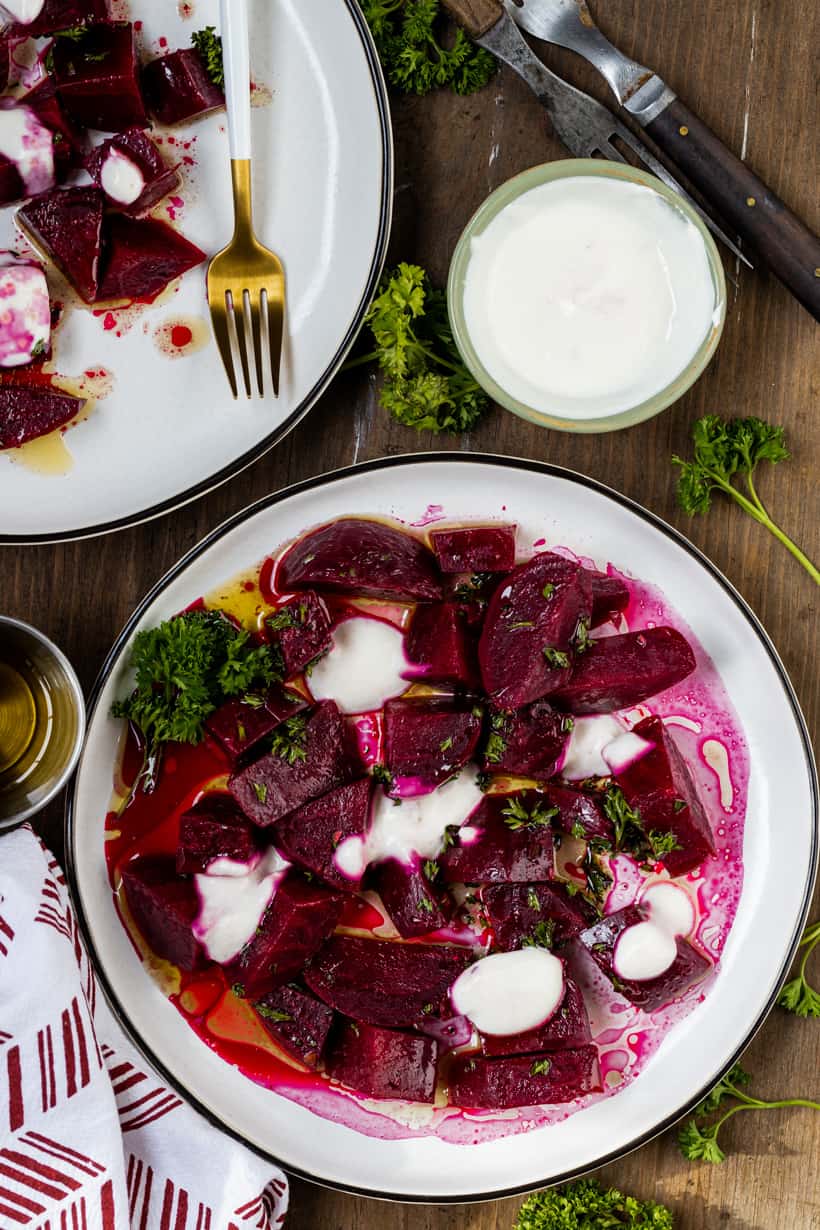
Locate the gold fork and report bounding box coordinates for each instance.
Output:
[207,0,285,398]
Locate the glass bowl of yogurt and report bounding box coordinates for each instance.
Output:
[447,160,726,433]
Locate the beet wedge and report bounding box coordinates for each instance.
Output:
[481,977,591,1056]
[142,48,225,126]
[578,905,712,1012]
[403,602,474,687]
[253,985,334,1068]
[549,627,696,714]
[482,701,569,779]
[588,570,630,627]
[383,697,481,790]
[274,778,372,891]
[482,882,597,952]
[372,858,449,938]
[176,794,257,875]
[86,127,180,217]
[120,856,202,972]
[326,1020,438,1103]
[0,386,82,449]
[277,518,443,602]
[430,525,516,574]
[52,22,147,132]
[304,935,472,1027]
[545,784,614,845]
[615,716,715,874]
[98,215,205,304]
[448,1045,600,1109]
[478,553,593,708]
[229,700,351,828]
[268,590,332,677]
[226,876,344,999]
[205,687,308,761]
[439,793,555,885]
[17,187,104,303]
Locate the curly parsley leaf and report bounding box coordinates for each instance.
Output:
[361,0,496,96]
[191,26,224,89]
[778,921,820,1018]
[514,1177,674,1228]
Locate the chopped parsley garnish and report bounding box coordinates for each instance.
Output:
[522,919,556,950]
[191,25,224,88]
[266,608,296,632]
[582,846,612,902]
[440,823,460,851]
[529,1058,551,1076]
[542,646,570,668]
[418,897,434,913]
[269,715,308,764]
[439,736,454,752]
[541,583,555,599]
[526,887,541,911]
[423,859,439,881]
[573,617,591,654]
[372,763,396,790]
[561,716,575,733]
[501,796,559,832]
[251,781,267,804]
[647,830,682,860]
[255,1004,293,1023]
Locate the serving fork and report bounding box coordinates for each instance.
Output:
[441,0,747,265]
[207,0,285,398]
[505,0,820,318]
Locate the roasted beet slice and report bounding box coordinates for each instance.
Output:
[267,591,332,677]
[142,48,225,126]
[229,700,351,828]
[120,855,202,972]
[448,1044,600,1109]
[326,1020,438,1103]
[482,882,597,952]
[478,554,593,708]
[227,876,344,999]
[546,784,614,844]
[17,186,104,303]
[176,794,257,874]
[253,984,334,1068]
[430,525,516,574]
[403,602,473,687]
[277,518,443,603]
[21,79,84,177]
[0,386,82,448]
[205,687,307,761]
[7,0,109,37]
[86,127,181,217]
[616,716,715,874]
[481,978,591,1056]
[482,701,569,778]
[53,23,147,132]
[372,859,449,938]
[439,793,555,885]
[383,698,481,789]
[274,778,372,891]
[549,627,696,714]
[577,905,712,1012]
[304,935,472,1027]
[588,570,630,627]
[97,215,206,303]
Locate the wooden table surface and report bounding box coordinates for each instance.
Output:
[5,0,818,1225]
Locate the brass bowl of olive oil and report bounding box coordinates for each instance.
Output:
[0,616,85,829]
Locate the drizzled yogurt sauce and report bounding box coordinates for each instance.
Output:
[100,148,145,206]
[451,948,565,1035]
[193,848,290,964]
[613,882,696,981]
[308,615,407,714]
[462,176,719,420]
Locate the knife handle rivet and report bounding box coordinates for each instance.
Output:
[678,125,689,136]
[746,196,756,207]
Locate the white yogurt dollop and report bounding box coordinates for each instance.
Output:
[308,615,407,714]
[602,730,655,775]
[451,948,565,1036]
[193,847,290,964]
[0,0,45,24]
[560,714,626,780]
[100,147,145,206]
[0,105,55,197]
[614,882,696,981]
[463,176,718,420]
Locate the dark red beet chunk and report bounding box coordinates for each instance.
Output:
[120,856,202,972]
[479,553,593,708]
[53,23,147,132]
[86,127,181,217]
[8,0,109,37]
[578,905,712,1012]
[482,882,597,951]
[275,778,372,891]
[176,794,257,874]
[545,784,614,844]
[483,701,568,779]
[97,215,205,303]
[0,155,23,207]
[549,627,696,714]
[0,386,82,449]
[268,591,332,677]
[0,34,9,94]
[20,80,83,177]
[383,698,481,789]
[142,48,225,126]
[588,570,630,627]
[448,1045,600,1109]
[440,793,555,885]
[403,602,473,687]
[205,686,307,760]
[304,935,472,1027]
[430,525,516,574]
[229,700,350,827]
[17,186,104,303]
[372,859,449,938]
[616,715,715,874]
[253,985,334,1068]
[327,1020,438,1103]
[277,518,443,603]
[227,877,344,999]
[481,978,591,1056]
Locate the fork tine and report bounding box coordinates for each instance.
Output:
[210,300,238,400]
[230,290,252,399]
[265,288,284,398]
[248,292,265,397]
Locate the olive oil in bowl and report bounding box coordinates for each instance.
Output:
[0,617,85,828]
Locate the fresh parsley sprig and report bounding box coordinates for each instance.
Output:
[362,0,496,96]
[514,1178,673,1228]
[778,920,820,1018]
[673,415,819,584]
[191,26,224,89]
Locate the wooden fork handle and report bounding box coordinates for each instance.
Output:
[646,99,820,319]
[440,0,503,40]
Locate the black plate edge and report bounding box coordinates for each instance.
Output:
[64,452,820,1204]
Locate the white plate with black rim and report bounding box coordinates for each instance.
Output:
[0,0,391,543]
[66,454,817,1201]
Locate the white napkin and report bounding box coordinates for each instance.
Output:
[0,825,289,1230]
